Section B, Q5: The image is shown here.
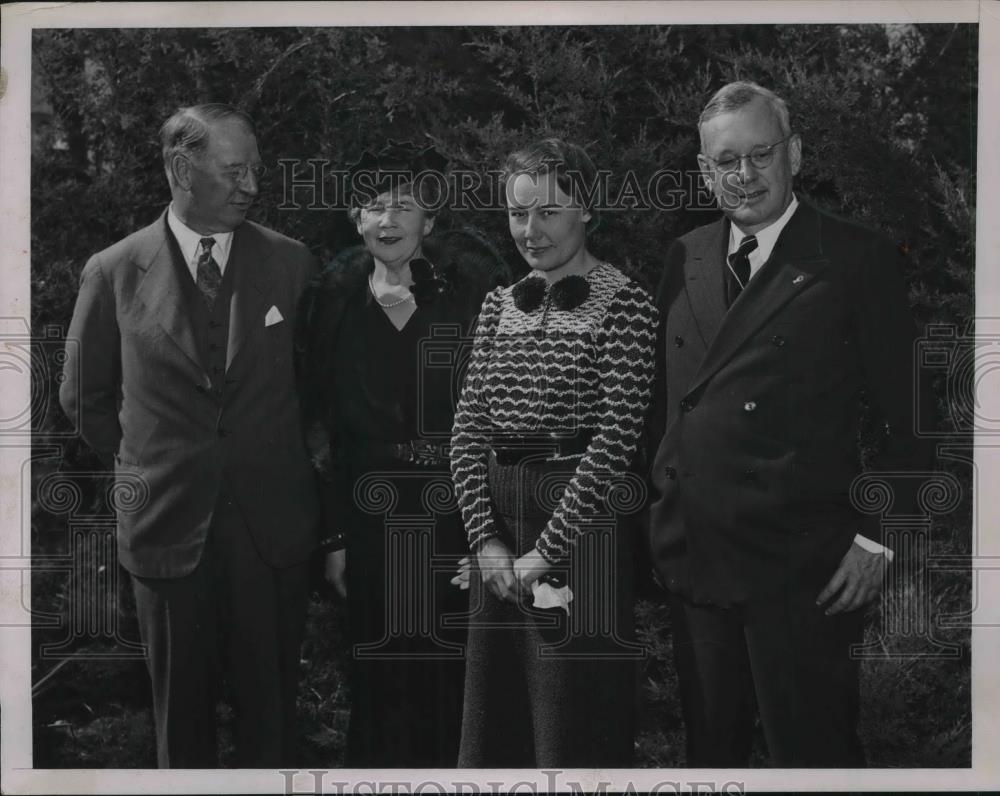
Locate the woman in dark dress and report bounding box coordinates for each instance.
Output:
[450,139,658,767]
[296,143,508,767]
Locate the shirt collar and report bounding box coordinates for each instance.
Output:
[729,193,799,264]
[167,204,234,276]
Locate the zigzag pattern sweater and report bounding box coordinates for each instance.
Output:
[450,262,659,564]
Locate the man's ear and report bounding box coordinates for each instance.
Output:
[788,133,803,177]
[170,154,193,191]
[422,213,436,237]
[696,154,714,194]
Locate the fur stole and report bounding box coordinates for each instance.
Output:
[294,228,510,475]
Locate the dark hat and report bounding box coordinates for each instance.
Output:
[347,140,449,210]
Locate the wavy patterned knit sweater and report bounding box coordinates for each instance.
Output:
[451,262,659,564]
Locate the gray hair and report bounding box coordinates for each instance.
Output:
[698,82,791,150]
[160,103,256,170]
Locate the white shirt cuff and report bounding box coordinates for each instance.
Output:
[854,533,894,562]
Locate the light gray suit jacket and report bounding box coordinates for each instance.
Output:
[60,210,320,577]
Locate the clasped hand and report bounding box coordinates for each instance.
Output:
[451,538,551,602]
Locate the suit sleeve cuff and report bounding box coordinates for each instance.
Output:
[854,532,894,562]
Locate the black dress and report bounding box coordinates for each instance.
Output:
[297,234,507,768]
[331,287,468,768]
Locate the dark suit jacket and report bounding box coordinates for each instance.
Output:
[647,199,933,605]
[60,210,321,578]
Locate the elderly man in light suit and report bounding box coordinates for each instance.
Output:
[648,82,933,767]
[60,104,320,767]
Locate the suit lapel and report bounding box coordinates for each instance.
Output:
[226,224,272,371]
[134,213,207,377]
[687,202,829,395]
[683,218,729,348]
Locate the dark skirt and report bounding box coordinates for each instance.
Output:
[457,454,639,768]
[342,455,467,768]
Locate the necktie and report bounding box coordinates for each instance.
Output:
[726,234,758,306]
[196,237,223,310]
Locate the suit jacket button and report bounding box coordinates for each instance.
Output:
[743,468,757,482]
[680,398,694,412]
[743,400,757,412]
[771,335,786,347]
[664,466,677,480]
[674,336,685,347]
[195,384,207,394]
[218,427,230,438]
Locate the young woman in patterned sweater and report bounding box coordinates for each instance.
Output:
[450,138,659,767]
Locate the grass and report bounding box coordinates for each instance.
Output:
[29,456,972,769]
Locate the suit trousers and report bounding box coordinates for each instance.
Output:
[670,588,866,767]
[131,491,310,768]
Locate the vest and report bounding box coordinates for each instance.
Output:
[166,234,237,399]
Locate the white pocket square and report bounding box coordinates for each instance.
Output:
[264,305,284,327]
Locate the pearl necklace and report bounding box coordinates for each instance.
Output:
[369,274,414,308]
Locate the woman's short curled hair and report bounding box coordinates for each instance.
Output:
[347,142,448,222]
[502,138,602,233]
[160,103,256,171]
[698,81,791,150]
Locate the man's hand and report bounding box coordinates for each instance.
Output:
[323,549,347,599]
[476,538,518,602]
[817,541,886,615]
[513,548,552,594]
[451,556,472,590]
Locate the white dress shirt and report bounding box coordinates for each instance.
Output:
[167,204,234,282]
[728,195,892,561]
[729,194,799,279]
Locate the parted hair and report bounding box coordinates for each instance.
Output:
[502,138,602,233]
[698,81,792,149]
[160,103,256,170]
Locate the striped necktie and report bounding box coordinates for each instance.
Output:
[726,234,758,306]
[195,236,223,310]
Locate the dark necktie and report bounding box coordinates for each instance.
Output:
[726,234,758,307]
[195,237,223,310]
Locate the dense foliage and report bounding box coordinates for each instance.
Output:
[32,25,975,318]
[30,24,976,768]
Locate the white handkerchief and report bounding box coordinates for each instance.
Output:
[532,581,574,614]
[264,305,284,327]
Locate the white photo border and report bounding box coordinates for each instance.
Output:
[1,1,997,793]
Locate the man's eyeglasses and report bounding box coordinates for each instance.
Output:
[184,154,267,183]
[702,134,795,173]
[221,163,268,183]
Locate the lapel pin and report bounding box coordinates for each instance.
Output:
[792,275,806,285]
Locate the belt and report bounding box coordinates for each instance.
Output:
[490,430,594,466]
[352,438,451,467]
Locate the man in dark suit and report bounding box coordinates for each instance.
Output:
[648,82,932,766]
[60,104,320,768]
